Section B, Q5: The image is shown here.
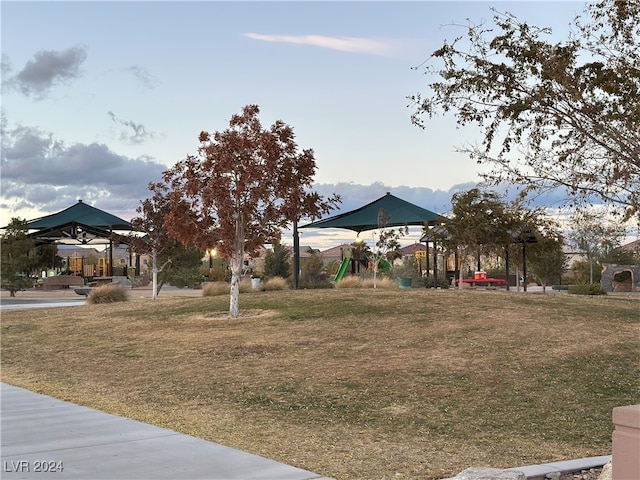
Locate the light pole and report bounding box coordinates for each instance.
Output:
[353,235,364,274]
[209,248,216,274]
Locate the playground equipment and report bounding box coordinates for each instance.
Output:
[334,257,352,282]
[333,255,391,282]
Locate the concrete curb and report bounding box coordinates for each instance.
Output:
[441,455,611,480]
[505,455,611,479]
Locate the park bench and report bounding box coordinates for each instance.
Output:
[42,276,85,291]
[87,277,113,287]
[455,278,507,288]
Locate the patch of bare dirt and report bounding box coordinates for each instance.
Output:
[202,309,273,320]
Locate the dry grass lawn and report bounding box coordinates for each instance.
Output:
[2,288,639,479]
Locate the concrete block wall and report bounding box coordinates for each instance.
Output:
[612,405,640,480]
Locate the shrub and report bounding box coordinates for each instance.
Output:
[393,257,422,283]
[264,242,292,279]
[239,279,253,293]
[422,276,451,289]
[300,249,329,287]
[263,276,288,291]
[568,283,607,295]
[204,280,254,295]
[335,276,363,289]
[298,278,334,289]
[362,277,396,289]
[202,282,229,297]
[87,283,129,304]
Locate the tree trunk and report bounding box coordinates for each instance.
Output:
[372,258,379,289]
[229,218,245,318]
[229,254,242,318]
[151,248,158,301]
[156,280,165,297]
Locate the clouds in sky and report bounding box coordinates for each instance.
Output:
[7,46,87,98]
[107,111,157,145]
[122,65,159,91]
[3,2,609,247]
[1,124,166,217]
[244,33,396,56]
[1,43,165,219]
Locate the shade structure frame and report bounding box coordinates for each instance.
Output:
[299,192,444,234]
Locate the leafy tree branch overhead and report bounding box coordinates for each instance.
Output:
[409,0,640,220]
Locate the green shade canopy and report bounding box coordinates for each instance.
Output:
[300,192,444,234]
[26,200,132,231]
[24,200,133,245]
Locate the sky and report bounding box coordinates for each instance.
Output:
[1,1,596,249]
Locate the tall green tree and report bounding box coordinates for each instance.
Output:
[163,105,340,317]
[568,210,626,283]
[128,182,205,299]
[600,245,639,266]
[434,189,513,288]
[410,0,640,221]
[527,226,565,293]
[300,248,330,289]
[1,218,35,296]
[264,241,292,280]
[158,246,205,289]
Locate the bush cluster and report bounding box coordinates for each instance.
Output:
[203,280,255,296]
[263,276,288,291]
[421,276,451,289]
[202,282,229,297]
[567,283,607,295]
[335,276,400,289]
[87,284,129,304]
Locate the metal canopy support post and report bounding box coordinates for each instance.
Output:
[425,240,430,277]
[109,233,113,277]
[522,242,528,292]
[454,249,459,283]
[508,227,537,293]
[293,220,300,290]
[505,246,510,291]
[433,239,438,286]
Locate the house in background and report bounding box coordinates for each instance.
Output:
[620,238,640,254]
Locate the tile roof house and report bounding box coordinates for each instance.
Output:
[399,243,426,257]
[320,243,352,259]
[620,238,640,252]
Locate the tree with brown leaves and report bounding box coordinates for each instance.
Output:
[128,182,201,300]
[163,105,339,317]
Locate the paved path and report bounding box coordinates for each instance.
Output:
[1,383,331,480]
[0,298,86,310]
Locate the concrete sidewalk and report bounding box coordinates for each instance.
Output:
[1,383,331,480]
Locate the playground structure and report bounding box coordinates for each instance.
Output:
[25,200,135,276]
[301,192,443,287]
[333,257,351,282]
[601,263,640,292]
[331,247,392,282]
[33,245,150,291]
